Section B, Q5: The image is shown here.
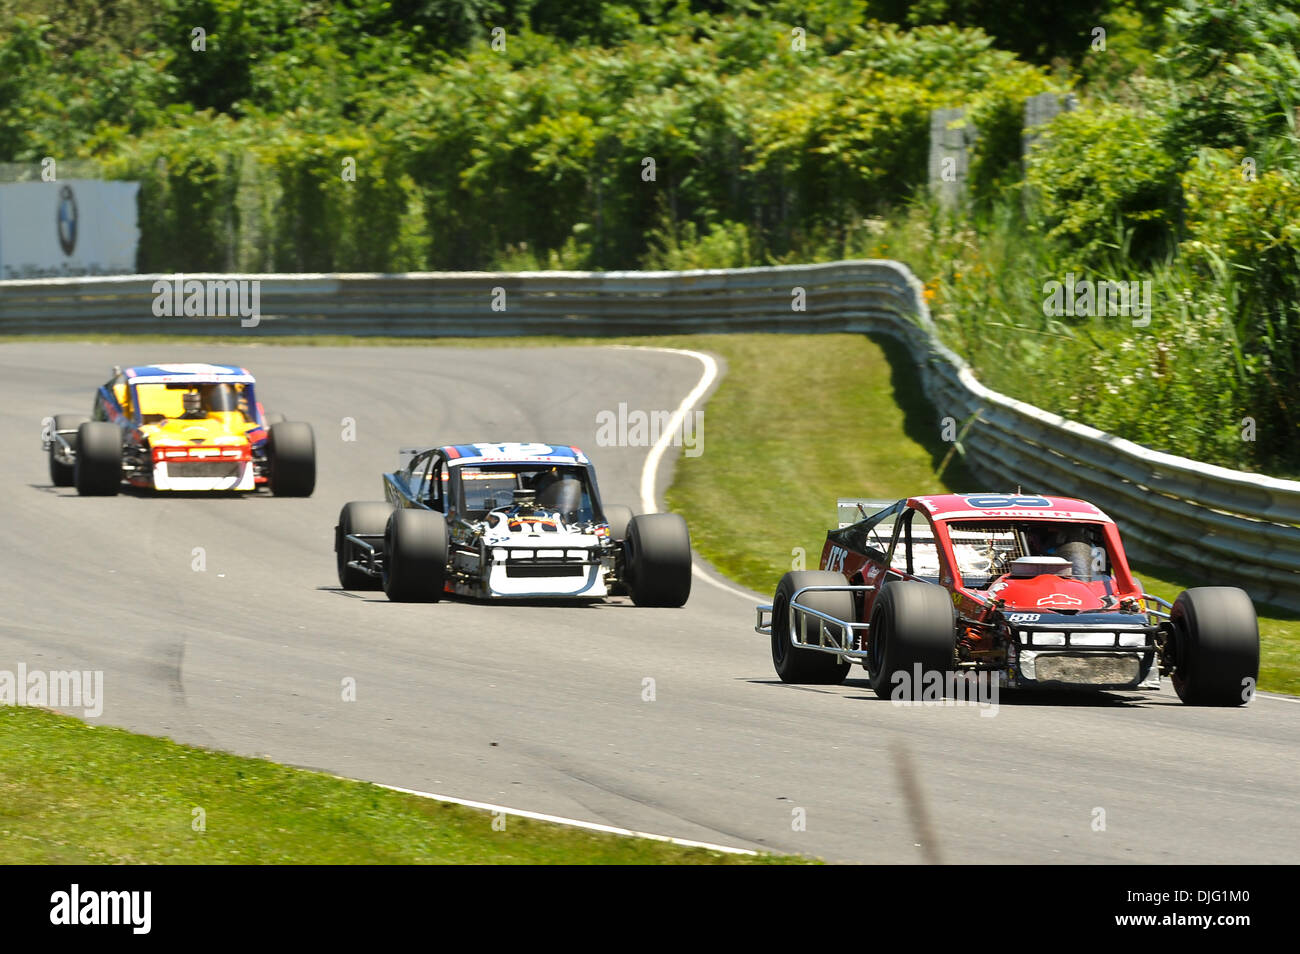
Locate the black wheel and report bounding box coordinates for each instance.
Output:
[268,422,316,497]
[771,571,853,684]
[624,512,692,607]
[73,422,122,496]
[867,581,956,700]
[48,414,87,486]
[336,501,392,590]
[603,504,633,543]
[382,509,448,602]
[1169,587,1259,707]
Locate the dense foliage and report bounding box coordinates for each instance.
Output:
[2,0,1297,473]
[0,1,1054,271]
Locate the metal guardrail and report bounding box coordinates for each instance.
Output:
[3,261,1298,609]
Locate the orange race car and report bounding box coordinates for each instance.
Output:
[43,363,315,496]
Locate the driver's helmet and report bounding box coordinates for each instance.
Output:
[531,467,558,492]
[181,391,203,416]
[1051,525,1096,580]
[199,383,239,413]
[533,467,582,517]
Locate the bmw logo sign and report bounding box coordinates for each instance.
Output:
[56,185,77,256]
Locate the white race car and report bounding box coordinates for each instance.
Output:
[334,442,692,605]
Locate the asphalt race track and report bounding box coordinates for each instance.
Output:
[3,341,1298,863]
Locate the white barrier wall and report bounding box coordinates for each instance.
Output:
[0,180,140,279]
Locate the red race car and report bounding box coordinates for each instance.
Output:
[755,493,1259,706]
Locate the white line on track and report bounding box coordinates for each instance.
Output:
[1257,692,1300,704]
[629,346,761,604]
[373,783,759,856]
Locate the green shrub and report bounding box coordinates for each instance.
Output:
[1181,146,1300,452]
[1025,103,1179,266]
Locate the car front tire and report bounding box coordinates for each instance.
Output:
[867,581,956,700]
[381,509,448,603]
[1169,587,1259,707]
[624,513,692,607]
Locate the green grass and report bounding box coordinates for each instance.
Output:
[663,333,976,587]
[0,707,794,864]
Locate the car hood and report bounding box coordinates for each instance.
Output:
[987,573,1109,611]
[142,416,251,447]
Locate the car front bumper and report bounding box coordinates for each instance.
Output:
[1009,619,1160,690]
[152,459,255,492]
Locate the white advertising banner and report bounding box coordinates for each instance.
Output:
[0,179,140,279]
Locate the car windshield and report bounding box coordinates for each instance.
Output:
[455,464,596,522]
[947,520,1113,588]
[135,382,252,422]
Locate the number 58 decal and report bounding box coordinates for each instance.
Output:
[964,494,1052,509]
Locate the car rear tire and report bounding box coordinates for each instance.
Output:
[1169,587,1259,707]
[867,581,956,700]
[604,504,633,543]
[49,414,87,486]
[382,509,448,602]
[336,501,392,590]
[73,422,122,496]
[268,422,316,497]
[624,513,692,607]
[771,571,853,685]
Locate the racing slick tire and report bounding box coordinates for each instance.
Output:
[382,509,448,603]
[867,581,956,700]
[73,422,122,496]
[336,501,392,590]
[1169,587,1259,707]
[268,421,316,497]
[49,414,88,486]
[771,571,853,685]
[624,513,692,607]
